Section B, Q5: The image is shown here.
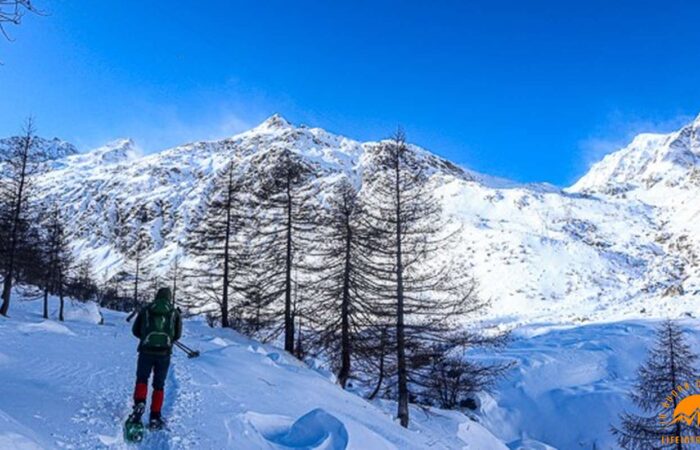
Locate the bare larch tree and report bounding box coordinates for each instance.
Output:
[361,129,489,427]
[303,176,379,388]
[252,148,319,355]
[0,118,44,316]
[185,160,251,328]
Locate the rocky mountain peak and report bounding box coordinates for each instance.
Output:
[255,114,293,131]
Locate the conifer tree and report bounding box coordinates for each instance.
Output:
[361,129,488,427]
[612,320,699,450]
[185,161,250,328]
[125,211,149,321]
[0,118,44,316]
[167,246,182,306]
[233,276,278,339]
[303,177,377,387]
[67,258,98,302]
[45,207,73,321]
[252,148,319,354]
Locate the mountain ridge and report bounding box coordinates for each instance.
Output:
[5,114,700,325]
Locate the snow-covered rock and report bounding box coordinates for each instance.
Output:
[0,136,79,161]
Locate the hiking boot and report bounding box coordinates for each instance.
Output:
[128,402,145,424]
[148,412,165,430]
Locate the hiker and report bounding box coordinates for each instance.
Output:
[128,287,182,430]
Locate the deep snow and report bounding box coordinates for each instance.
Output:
[0,296,506,449]
[478,320,693,449]
[3,293,695,449]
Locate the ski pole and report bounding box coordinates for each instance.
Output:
[174,341,200,358]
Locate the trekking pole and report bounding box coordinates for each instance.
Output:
[126,308,138,322]
[177,341,196,353]
[179,342,200,357]
[174,341,195,357]
[174,341,200,358]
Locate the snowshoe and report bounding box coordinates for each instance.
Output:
[148,414,166,431]
[124,403,146,443]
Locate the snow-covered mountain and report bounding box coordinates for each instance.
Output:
[568,114,700,313]
[0,136,79,161]
[12,114,700,325]
[6,115,700,450]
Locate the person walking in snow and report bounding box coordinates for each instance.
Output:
[127,287,182,431]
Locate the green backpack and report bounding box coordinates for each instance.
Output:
[140,297,176,350]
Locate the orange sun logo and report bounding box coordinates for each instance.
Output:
[664,395,700,426]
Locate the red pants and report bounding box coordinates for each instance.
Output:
[133,353,170,414]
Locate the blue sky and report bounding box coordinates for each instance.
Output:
[1,1,699,185]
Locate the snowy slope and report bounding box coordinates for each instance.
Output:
[12,113,700,325]
[5,294,699,450]
[0,295,506,450]
[477,320,693,449]
[570,114,700,309]
[0,136,79,161]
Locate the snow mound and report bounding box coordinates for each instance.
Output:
[63,301,103,324]
[507,437,557,450]
[246,409,349,450]
[457,420,509,450]
[18,320,75,336]
[208,336,231,346]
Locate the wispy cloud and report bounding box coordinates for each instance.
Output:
[577,110,695,170]
[70,81,284,154]
[126,104,265,154]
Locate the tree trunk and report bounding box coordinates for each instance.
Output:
[133,248,140,310]
[58,271,65,322]
[394,152,409,428]
[221,168,233,328]
[0,138,30,316]
[368,327,387,400]
[43,287,49,319]
[338,224,352,388]
[284,172,295,353]
[296,314,303,358]
[668,326,682,450]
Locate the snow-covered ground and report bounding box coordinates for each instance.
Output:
[3,294,696,449]
[478,320,694,449]
[0,296,505,449]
